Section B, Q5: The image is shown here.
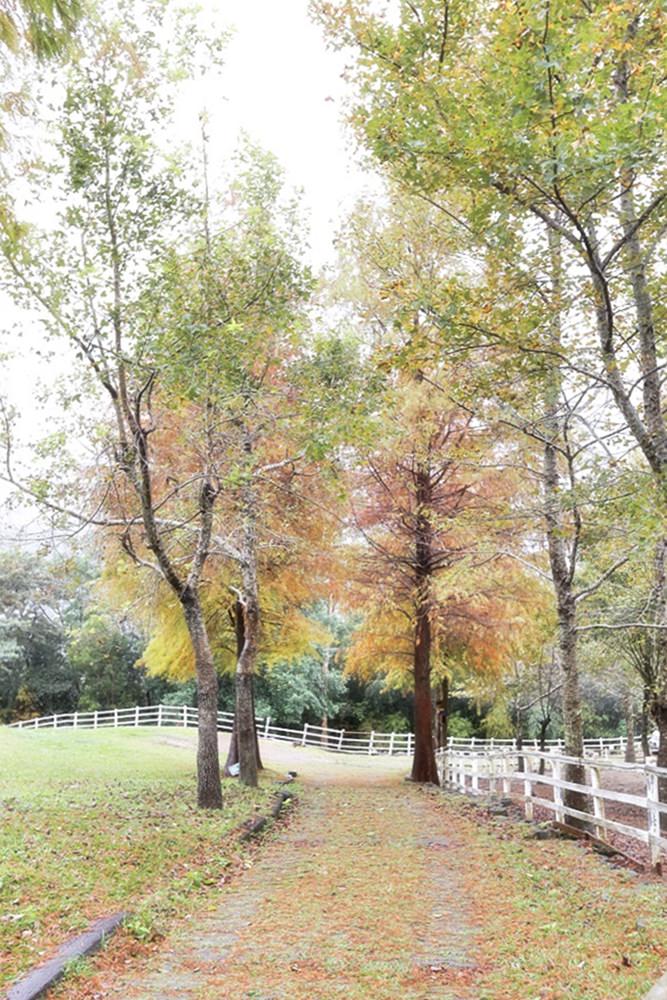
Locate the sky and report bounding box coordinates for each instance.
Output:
[1,0,382,534]
[206,0,377,266]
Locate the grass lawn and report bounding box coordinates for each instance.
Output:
[0,726,273,988]
[446,794,667,1000]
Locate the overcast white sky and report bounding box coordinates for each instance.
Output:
[208,0,377,265]
[1,0,382,534]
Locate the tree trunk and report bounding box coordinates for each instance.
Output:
[225,600,263,775]
[250,669,263,770]
[542,227,588,826]
[515,710,524,773]
[411,605,439,783]
[558,598,589,823]
[624,690,636,763]
[650,539,667,831]
[235,574,260,788]
[410,464,439,785]
[642,685,651,758]
[182,596,223,810]
[321,646,331,746]
[435,676,449,748]
[538,715,550,776]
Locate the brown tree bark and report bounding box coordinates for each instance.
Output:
[182,594,223,809]
[411,605,439,782]
[235,566,260,787]
[435,676,449,748]
[624,690,636,764]
[538,715,550,775]
[641,686,651,758]
[542,229,588,825]
[410,465,439,784]
[225,599,263,777]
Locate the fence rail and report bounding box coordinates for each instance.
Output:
[8,706,637,759]
[447,736,640,758]
[440,747,667,866]
[8,704,416,756]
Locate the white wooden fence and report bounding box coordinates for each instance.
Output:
[447,736,640,758]
[8,704,415,756]
[440,747,667,866]
[8,705,637,759]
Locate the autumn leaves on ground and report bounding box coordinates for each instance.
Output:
[2,728,666,1000]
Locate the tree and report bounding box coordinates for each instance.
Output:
[314,0,667,773]
[67,611,153,710]
[0,0,81,60]
[0,549,77,719]
[346,368,527,782]
[0,7,235,807]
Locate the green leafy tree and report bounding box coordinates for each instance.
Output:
[314,0,667,773]
[0,5,232,808]
[68,611,157,710]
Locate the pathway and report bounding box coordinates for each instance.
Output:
[95,745,478,1000]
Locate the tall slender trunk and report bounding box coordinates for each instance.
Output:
[182,595,222,809]
[514,707,525,773]
[235,580,259,787]
[412,601,438,782]
[410,465,439,784]
[321,647,332,746]
[648,540,667,831]
[435,676,449,748]
[542,228,588,824]
[538,715,550,775]
[624,689,636,763]
[642,685,651,758]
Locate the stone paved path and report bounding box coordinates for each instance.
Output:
[98,781,478,1000]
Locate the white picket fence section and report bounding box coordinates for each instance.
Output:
[8,703,416,756]
[8,704,639,759]
[440,747,667,866]
[447,736,639,758]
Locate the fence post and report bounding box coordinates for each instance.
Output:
[502,753,511,797]
[523,756,534,820]
[133,705,139,727]
[489,755,497,796]
[94,710,98,730]
[302,722,308,746]
[182,705,187,728]
[73,712,78,730]
[158,704,163,727]
[589,763,606,840]
[337,728,345,751]
[646,766,662,869]
[264,716,271,738]
[552,759,565,824]
[368,731,375,756]
[114,708,118,728]
[471,754,480,794]
[408,733,413,755]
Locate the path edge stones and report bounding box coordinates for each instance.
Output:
[6,912,126,1000]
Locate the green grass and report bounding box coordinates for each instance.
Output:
[441,796,667,1000]
[0,727,272,988]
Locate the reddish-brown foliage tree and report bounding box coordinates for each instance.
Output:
[347,375,524,783]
